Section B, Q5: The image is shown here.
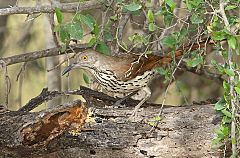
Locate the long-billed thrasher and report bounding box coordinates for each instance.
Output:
[62,41,209,119]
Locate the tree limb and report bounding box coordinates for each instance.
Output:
[0,44,89,69]
[0,1,103,16]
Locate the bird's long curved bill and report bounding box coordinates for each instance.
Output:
[62,63,76,76]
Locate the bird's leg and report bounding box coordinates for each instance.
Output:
[128,86,151,120]
[113,91,138,108]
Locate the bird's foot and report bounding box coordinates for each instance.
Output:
[112,91,138,108]
[113,98,126,108]
[127,110,138,122]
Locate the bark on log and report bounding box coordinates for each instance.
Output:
[0,87,223,158]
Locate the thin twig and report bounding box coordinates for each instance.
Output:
[16,62,28,108]
[47,54,76,72]
[4,66,11,107]
[115,13,130,54]
[99,0,114,41]
[16,62,28,81]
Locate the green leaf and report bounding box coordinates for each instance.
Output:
[186,56,203,67]
[164,13,173,26]
[211,59,217,65]
[216,64,225,74]
[214,97,226,111]
[155,67,169,76]
[221,109,232,118]
[128,33,149,45]
[224,68,235,76]
[154,116,162,121]
[58,25,70,42]
[92,24,100,36]
[88,37,97,47]
[161,36,176,48]
[124,3,142,12]
[146,50,152,54]
[83,73,89,84]
[148,23,157,32]
[227,36,237,49]
[177,28,188,42]
[55,8,63,24]
[225,5,237,10]
[212,137,222,145]
[185,0,192,11]
[147,10,154,23]
[222,116,232,124]
[185,0,203,11]
[122,41,128,50]
[165,0,176,11]
[60,44,67,53]
[66,22,83,40]
[221,125,230,136]
[190,14,203,24]
[211,31,226,40]
[104,31,113,41]
[232,138,237,145]
[116,0,123,4]
[110,15,118,21]
[215,129,224,138]
[148,121,157,126]
[79,14,95,30]
[223,80,230,92]
[96,41,110,55]
[234,87,240,95]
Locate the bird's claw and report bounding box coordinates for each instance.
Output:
[113,99,126,108]
[126,108,139,122]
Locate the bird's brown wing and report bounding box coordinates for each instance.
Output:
[112,39,213,81]
[104,54,136,80]
[124,54,161,80]
[108,52,183,81]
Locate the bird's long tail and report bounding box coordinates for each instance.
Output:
[159,39,214,64]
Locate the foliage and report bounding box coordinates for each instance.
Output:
[54,0,240,156]
[206,1,239,157]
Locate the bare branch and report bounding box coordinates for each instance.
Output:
[17,86,148,113]
[0,1,103,16]
[0,44,89,69]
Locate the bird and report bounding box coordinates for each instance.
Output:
[62,40,211,119]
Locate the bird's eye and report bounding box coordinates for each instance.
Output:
[81,55,88,60]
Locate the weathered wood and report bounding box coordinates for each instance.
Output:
[0,100,87,157]
[0,87,223,158]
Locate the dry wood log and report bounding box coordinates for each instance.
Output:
[0,87,223,158]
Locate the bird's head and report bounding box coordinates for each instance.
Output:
[62,50,99,76]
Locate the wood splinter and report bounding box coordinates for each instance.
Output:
[21,100,87,146]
